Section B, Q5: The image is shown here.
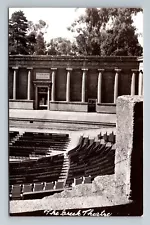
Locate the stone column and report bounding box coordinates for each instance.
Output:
[138,70,143,96]
[131,69,137,96]
[12,67,18,100]
[81,68,88,103]
[27,67,32,100]
[51,68,57,102]
[114,69,121,104]
[66,68,72,102]
[97,69,104,104]
[35,86,38,110]
[115,96,143,209]
[47,86,50,110]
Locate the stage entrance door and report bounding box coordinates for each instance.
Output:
[88,99,96,112]
[38,87,48,110]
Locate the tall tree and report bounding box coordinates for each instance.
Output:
[28,20,48,55]
[68,8,143,56]
[9,10,29,55]
[9,11,47,55]
[101,8,143,56]
[34,32,46,55]
[47,37,76,55]
[26,31,36,55]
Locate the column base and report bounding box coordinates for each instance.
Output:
[9,100,34,110]
[96,103,116,114]
[50,101,88,112]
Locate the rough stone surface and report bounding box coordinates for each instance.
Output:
[115,95,143,205]
[10,175,130,213]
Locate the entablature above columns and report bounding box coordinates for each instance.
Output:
[33,80,52,87]
[12,67,19,70]
[66,68,73,71]
[114,68,122,73]
[51,67,57,71]
[27,67,33,70]
[9,55,140,71]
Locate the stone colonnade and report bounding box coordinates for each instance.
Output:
[12,67,33,100]
[12,66,144,103]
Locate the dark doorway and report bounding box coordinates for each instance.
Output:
[38,87,48,110]
[88,99,96,112]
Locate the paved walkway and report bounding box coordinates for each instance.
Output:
[9,110,116,124]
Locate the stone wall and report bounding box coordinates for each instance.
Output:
[115,96,143,210]
[9,56,139,98]
[9,55,142,111]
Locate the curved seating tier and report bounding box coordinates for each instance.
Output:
[9,132,70,157]
[9,153,64,185]
[66,134,116,186]
[9,131,19,142]
[9,180,66,200]
[9,131,116,200]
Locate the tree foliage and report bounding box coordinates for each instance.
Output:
[68,8,143,56]
[34,33,46,55]
[9,11,47,55]
[46,37,76,55]
[9,8,143,56]
[9,10,29,54]
[27,19,48,55]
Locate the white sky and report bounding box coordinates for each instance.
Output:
[9,8,143,46]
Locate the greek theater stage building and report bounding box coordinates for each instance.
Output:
[9,55,143,113]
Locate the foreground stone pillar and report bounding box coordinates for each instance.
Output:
[81,68,88,102]
[97,69,104,104]
[115,96,143,208]
[131,69,137,96]
[51,68,57,101]
[114,69,121,103]
[138,70,143,96]
[12,67,18,100]
[66,68,72,102]
[27,67,32,100]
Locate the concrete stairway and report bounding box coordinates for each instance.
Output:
[58,153,70,184]
[9,133,21,145]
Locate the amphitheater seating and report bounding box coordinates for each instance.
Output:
[10,180,65,200]
[9,132,70,157]
[54,181,65,190]
[83,176,92,184]
[22,184,33,193]
[9,130,116,200]
[34,183,45,192]
[44,182,54,191]
[73,177,83,186]
[98,131,116,144]
[9,131,19,143]
[66,135,116,186]
[9,153,64,185]
[10,184,22,200]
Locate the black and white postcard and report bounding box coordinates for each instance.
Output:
[8,8,143,216]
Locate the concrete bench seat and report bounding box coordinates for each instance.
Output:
[44,182,54,191]
[10,185,22,200]
[34,183,44,192]
[22,184,33,193]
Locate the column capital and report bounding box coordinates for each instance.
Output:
[98,69,105,72]
[114,68,121,73]
[51,68,57,71]
[27,67,33,70]
[82,68,88,71]
[12,67,18,70]
[66,68,73,71]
